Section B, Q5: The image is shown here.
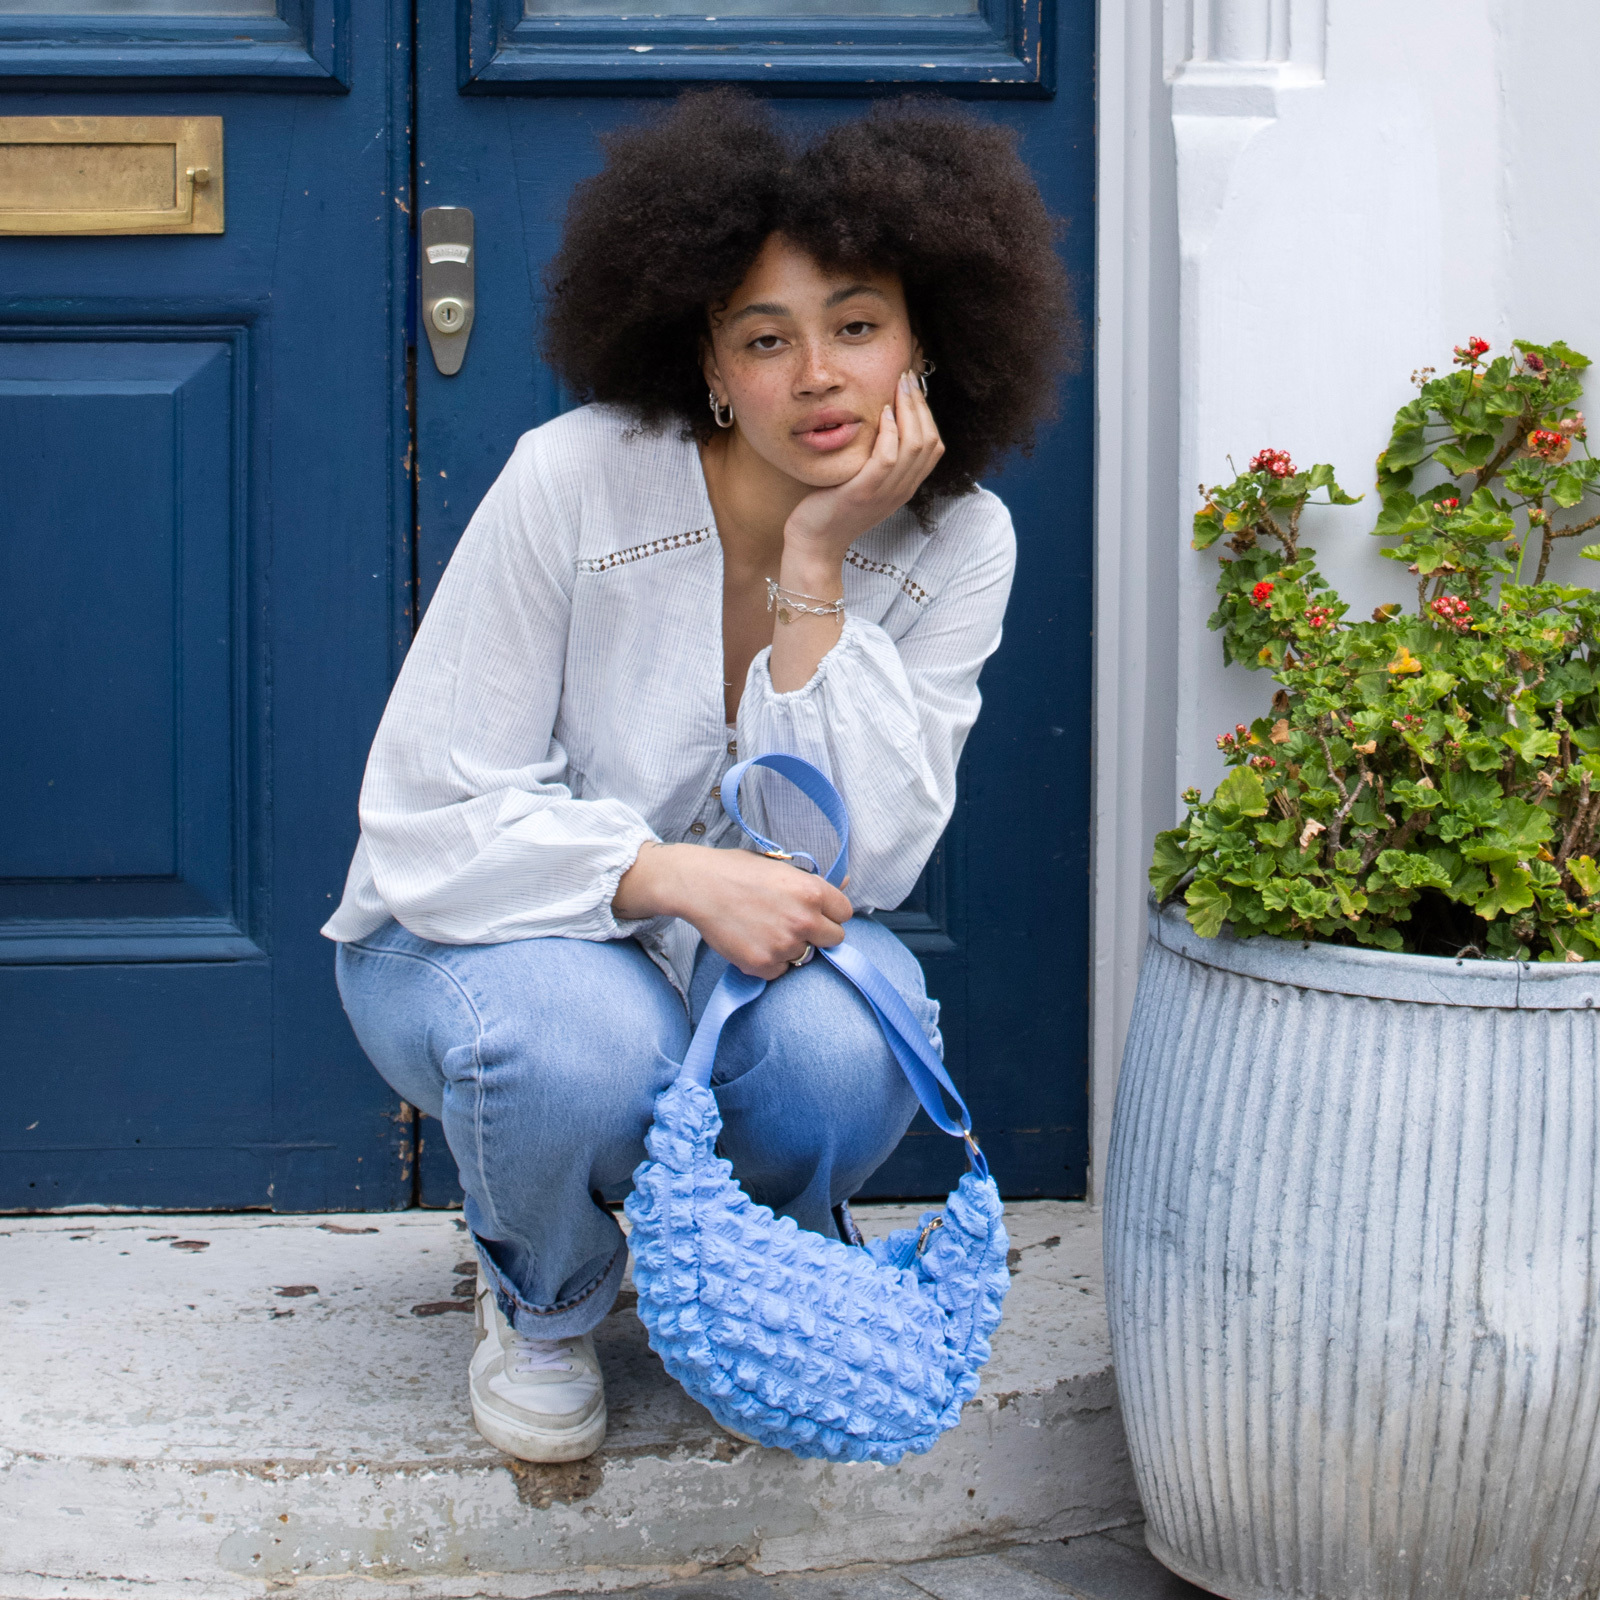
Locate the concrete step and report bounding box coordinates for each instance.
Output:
[0,1202,1138,1599]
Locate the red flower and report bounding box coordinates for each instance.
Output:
[1524,352,1546,373]
[1528,428,1569,461]
[1430,595,1472,631]
[1304,604,1335,631]
[1433,497,1460,513]
[1251,579,1276,606]
[1249,448,1296,479]
[1453,336,1491,366]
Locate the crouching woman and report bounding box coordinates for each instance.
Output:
[324,89,1070,1462]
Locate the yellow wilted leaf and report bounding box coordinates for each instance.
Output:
[1387,646,1423,675]
[1270,719,1291,745]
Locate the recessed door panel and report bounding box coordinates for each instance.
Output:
[0,336,246,961]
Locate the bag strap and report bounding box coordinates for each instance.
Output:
[677,753,988,1181]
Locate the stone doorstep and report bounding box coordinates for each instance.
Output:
[0,1202,1139,1600]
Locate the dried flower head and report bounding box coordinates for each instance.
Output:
[1528,427,1570,461]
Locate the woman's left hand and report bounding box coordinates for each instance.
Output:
[782,370,945,563]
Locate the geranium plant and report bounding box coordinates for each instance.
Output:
[1153,338,1600,960]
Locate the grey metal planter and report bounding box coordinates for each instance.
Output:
[1104,898,1600,1600]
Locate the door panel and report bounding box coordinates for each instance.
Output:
[414,3,1094,1199]
[0,11,413,1210]
[1,335,254,960]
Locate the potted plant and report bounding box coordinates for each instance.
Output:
[1104,339,1600,1600]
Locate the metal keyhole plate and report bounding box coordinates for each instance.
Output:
[420,207,475,376]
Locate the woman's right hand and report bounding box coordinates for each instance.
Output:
[613,842,852,981]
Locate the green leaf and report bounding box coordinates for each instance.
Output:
[1501,725,1562,764]
[1477,864,1537,921]
[1213,765,1270,820]
[1256,816,1296,849]
[1435,443,1483,477]
[1374,493,1428,538]
[1149,830,1192,900]
[1192,506,1226,550]
[1185,878,1232,938]
[1495,796,1557,853]
[1373,850,1452,891]
[1333,879,1368,918]
[1570,855,1600,898]
[1545,340,1592,371]
[1552,468,1586,509]
[1305,462,1363,505]
[1384,426,1432,471]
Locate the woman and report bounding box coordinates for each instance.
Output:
[325,90,1070,1463]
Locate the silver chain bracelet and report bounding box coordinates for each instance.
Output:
[766,577,845,624]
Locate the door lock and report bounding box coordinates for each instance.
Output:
[420,207,474,375]
[430,297,467,334]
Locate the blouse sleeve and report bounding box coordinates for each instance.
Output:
[350,432,657,944]
[734,495,1016,912]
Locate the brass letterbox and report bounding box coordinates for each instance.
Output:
[0,117,223,236]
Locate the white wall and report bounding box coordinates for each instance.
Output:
[1090,0,1600,1197]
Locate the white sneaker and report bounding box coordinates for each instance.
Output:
[469,1269,607,1462]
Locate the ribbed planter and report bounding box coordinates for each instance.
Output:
[1104,899,1600,1600]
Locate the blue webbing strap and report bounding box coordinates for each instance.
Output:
[676,753,988,1182]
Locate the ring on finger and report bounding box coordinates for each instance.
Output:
[788,945,815,970]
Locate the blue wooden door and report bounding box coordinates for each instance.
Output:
[411,1,1095,1199]
[0,6,411,1209]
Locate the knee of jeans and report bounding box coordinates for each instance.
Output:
[336,943,466,1120]
[464,996,680,1134]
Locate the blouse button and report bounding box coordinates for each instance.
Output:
[711,785,721,800]
[688,821,707,836]
[726,739,738,756]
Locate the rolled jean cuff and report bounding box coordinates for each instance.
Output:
[476,1233,629,1341]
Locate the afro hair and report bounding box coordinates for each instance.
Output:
[543,89,1077,506]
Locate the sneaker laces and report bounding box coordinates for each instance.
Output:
[510,1334,575,1376]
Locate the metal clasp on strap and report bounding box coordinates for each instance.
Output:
[762,846,820,875]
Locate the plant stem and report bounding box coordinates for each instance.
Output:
[1557,771,1594,868]
[1474,413,1530,494]
[1538,507,1600,582]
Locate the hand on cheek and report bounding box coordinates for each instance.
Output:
[782,369,945,560]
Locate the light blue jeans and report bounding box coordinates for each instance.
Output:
[335,917,934,1338]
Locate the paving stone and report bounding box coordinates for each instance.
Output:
[895,1552,1075,1600]
[1002,1533,1210,1600]
[1098,1526,1152,1554]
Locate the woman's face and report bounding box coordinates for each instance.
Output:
[702,233,919,489]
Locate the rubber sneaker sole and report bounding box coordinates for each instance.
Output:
[470,1391,607,1463]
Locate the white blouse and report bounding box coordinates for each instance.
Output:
[323,403,1016,996]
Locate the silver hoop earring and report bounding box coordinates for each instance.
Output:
[916,359,936,399]
[708,390,734,429]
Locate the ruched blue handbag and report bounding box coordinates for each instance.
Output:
[624,753,1009,1464]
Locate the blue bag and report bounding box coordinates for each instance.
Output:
[624,753,1009,1464]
